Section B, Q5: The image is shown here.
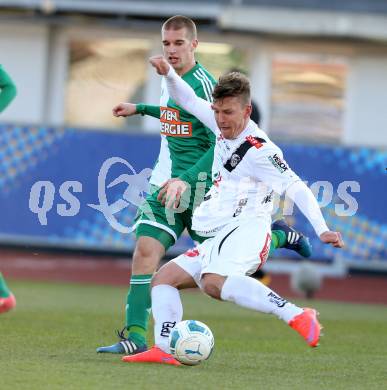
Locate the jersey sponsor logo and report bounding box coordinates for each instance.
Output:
[160,107,192,137]
[268,153,288,173]
[246,135,264,149]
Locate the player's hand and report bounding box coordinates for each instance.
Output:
[319,231,344,248]
[157,178,188,209]
[112,103,137,117]
[149,55,170,76]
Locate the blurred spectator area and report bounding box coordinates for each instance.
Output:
[0,0,387,146]
[65,38,247,129]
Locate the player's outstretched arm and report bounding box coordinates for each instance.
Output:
[285,181,344,248]
[320,231,344,248]
[112,102,138,117]
[112,102,160,119]
[250,148,344,248]
[149,56,170,76]
[149,56,218,134]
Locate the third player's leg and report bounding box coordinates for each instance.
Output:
[97,221,180,354]
[124,233,171,348]
[152,252,199,352]
[132,235,166,275]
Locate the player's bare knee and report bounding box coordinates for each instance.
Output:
[201,273,225,300]
[132,237,165,274]
[132,250,159,274]
[132,244,156,263]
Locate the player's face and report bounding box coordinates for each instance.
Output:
[162,28,198,75]
[212,96,252,139]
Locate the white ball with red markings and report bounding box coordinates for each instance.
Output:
[169,320,214,366]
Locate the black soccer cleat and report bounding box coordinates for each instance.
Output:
[271,219,312,258]
[97,327,147,354]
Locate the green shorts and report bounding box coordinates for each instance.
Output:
[134,186,206,250]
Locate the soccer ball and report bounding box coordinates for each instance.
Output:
[169,320,214,366]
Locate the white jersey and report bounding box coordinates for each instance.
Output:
[164,67,329,238]
[192,120,299,236]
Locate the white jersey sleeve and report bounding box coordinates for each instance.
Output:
[247,145,300,195]
[165,67,219,134]
[248,145,329,237]
[285,181,329,237]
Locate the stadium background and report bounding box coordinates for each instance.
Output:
[0,1,386,301]
[1,2,387,390]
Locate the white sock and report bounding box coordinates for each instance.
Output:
[152,284,183,353]
[220,275,303,323]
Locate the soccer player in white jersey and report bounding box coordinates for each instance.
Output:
[98,16,312,356]
[121,56,344,365]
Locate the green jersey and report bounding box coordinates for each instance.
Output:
[137,62,216,189]
[0,65,17,113]
[134,62,217,247]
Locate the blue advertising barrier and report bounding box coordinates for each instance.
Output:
[0,124,386,267]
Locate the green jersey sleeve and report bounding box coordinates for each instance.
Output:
[179,131,215,185]
[0,66,17,113]
[136,103,160,119]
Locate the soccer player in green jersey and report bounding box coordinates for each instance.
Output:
[97,16,311,355]
[0,65,17,314]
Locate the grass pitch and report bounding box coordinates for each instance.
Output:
[0,280,386,390]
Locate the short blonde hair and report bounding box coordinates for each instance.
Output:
[162,15,197,40]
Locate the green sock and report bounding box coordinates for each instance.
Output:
[0,272,11,298]
[126,274,152,345]
[269,230,287,256]
[128,326,147,346]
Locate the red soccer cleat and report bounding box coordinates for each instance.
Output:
[122,346,181,366]
[0,293,16,314]
[288,307,322,347]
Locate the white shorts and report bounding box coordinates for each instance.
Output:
[171,216,272,288]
